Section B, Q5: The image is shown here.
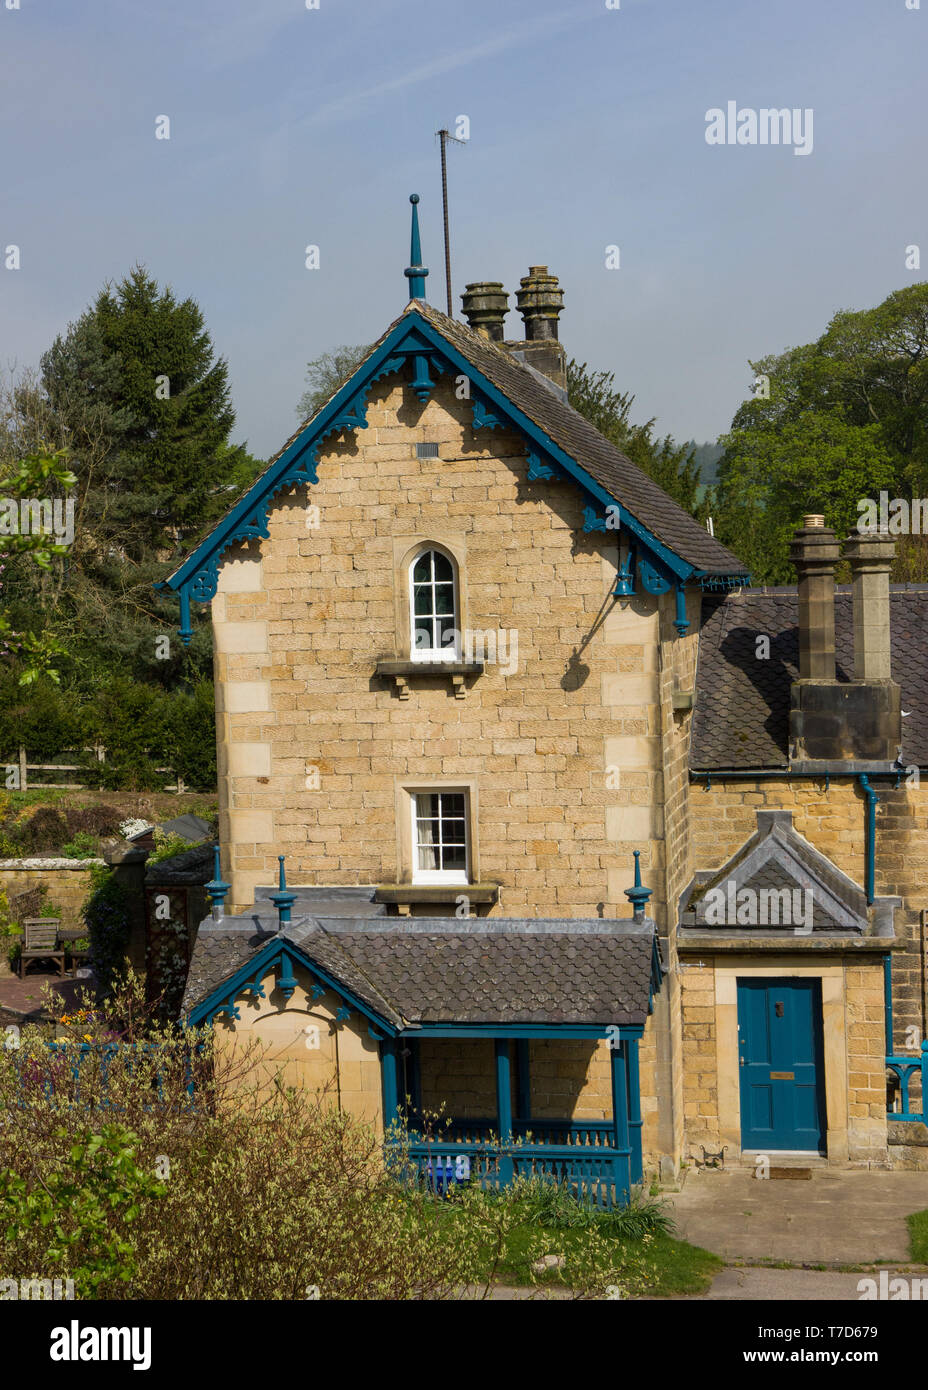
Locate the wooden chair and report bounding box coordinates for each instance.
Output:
[19,918,66,979]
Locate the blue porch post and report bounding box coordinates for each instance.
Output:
[495,1039,514,1187]
[516,1039,531,1121]
[381,1037,400,1135]
[625,1036,643,1184]
[610,1040,632,1205]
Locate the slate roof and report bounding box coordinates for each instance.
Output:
[172,302,746,584]
[679,811,870,933]
[691,586,928,770]
[412,302,747,577]
[182,915,660,1028]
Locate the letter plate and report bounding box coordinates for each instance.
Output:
[770,1071,795,1080]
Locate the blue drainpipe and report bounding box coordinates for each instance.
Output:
[857,774,878,906]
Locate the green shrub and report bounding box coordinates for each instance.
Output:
[20,807,69,854]
[81,864,132,990]
[60,830,99,859]
[0,1125,166,1297]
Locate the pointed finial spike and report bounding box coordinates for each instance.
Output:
[405,194,428,300]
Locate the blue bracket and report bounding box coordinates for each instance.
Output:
[526,450,556,482]
[472,396,502,430]
[638,556,672,596]
[674,582,689,636]
[277,950,299,1001]
[583,505,608,533]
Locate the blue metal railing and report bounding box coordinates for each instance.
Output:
[393,1119,631,1208]
[886,1042,928,1123]
[13,1041,203,1108]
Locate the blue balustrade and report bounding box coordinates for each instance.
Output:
[886,1041,928,1123]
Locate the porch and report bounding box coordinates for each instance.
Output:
[382,1031,643,1208]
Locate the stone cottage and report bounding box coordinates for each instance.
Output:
[162,197,928,1193]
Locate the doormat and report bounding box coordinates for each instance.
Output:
[769,1167,812,1180]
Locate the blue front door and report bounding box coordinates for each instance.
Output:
[737,978,826,1152]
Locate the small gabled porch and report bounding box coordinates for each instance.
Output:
[383,1026,644,1207]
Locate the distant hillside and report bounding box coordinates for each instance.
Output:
[683,441,724,486]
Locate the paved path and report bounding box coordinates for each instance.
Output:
[669,1167,928,1265]
[0,969,86,1022]
[679,1266,928,1300]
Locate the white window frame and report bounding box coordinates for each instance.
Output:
[410,789,469,885]
[409,547,460,661]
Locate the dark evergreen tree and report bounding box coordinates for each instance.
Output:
[567,361,706,518]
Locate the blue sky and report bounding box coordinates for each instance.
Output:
[2,0,925,461]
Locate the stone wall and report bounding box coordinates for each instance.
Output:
[690,778,927,1063]
[210,370,696,925]
[678,953,888,1166]
[216,962,383,1129]
[0,859,102,968]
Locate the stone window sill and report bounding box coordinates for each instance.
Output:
[373,883,500,912]
[373,658,484,700]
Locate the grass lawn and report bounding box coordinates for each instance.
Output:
[493,1224,722,1295]
[419,1192,722,1297]
[907,1210,928,1262]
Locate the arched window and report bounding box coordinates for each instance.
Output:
[410,548,459,660]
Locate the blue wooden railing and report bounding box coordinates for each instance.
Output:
[14,1041,202,1107]
[886,1042,928,1123]
[394,1119,631,1208]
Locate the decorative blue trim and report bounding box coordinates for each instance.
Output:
[692,570,750,592]
[638,555,672,596]
[582,505,608,534]
[276,946,299,1001]
[399,1023,641,1039]
[674,581,690,636]
[269,855,296,929]
[613,546,635,598]
[187,935,398,1034]
[404,194,428,300]
[205,845,230,918]
[624,849,653,922]
[472,395,503,431]
[526,450,556,482]
[160,307,735,640]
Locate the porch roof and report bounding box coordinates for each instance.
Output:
[183,914,662,1031]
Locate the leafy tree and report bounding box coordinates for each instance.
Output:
[0,270,264,721]
[567,361,706,517]
[297,345,371,420]
[715,283,928,582]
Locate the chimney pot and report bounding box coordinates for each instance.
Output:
[460,281,509,341]
[844,530,896,681]
[789,517,840,681]
[515,265,564,342]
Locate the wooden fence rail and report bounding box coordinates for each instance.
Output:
[5,746,186,794]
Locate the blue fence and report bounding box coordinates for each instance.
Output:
[12,1041,203,1108]
[393,1119,631,1208]
[886,1042,928,1123]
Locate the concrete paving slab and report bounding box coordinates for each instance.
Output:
[669,1168,928,1264]
[686,1266,927,1300]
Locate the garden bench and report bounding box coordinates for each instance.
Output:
[19,917,66,979]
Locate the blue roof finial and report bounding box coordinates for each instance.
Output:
[624,849,653,923]
[205,844,230,920]
[269,854,296,931]
[404,194,428,300]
